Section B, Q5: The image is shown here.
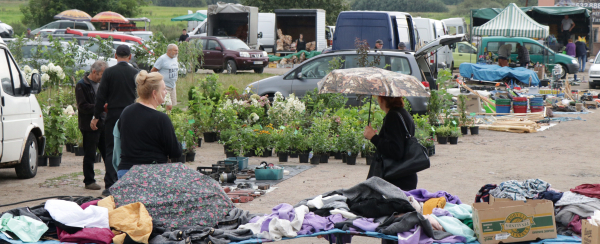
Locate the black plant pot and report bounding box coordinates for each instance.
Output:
[290,152,299,158]
[449,137,458,145]
[310,154,321,165]
[65,144,72,153]
[329,151,335,157]
[432,145,436,155]
[38,156,48,167]
[460,126,469,135]
[342,154,347,163]
[437,135,448,144]
[334,152,343,159]
[366,155,375,165]
[299,153,309,163]
[95,152,102,163]
[361,152,366,158]
[346,155,357,165]
[427,146,434,156]
[215,133,221,141]
[470,126,479,135]
[48,156,61,167]
[226,150,237,158]
[197,138,203,148]
[203,132,217,143]
[176,154,186,163]
[278,153,289,162]
[243,150,255,157]
[320,154,329,163]
[258,148,273,157]
[74,146,85,156]
[186,152,196,162]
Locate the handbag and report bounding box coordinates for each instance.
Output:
[370,111,430,181]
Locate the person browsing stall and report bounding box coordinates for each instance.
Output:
[516,43,530,68]
[497,43,512,67]
[116,71,182,179]
[363,96,418,191]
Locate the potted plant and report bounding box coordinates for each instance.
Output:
[45,106,67,167]
[363,138,376,165]
[308,117,331,164]
[423,138,435,156]
[435,125,451,144]
[469,117,479,135]
[296,131,310,163]
[254,124,274,157]
[64,115,78,153]
[458,94,469,135]
[274,126,293,162]
[448,127,461,145]
[74,130,84,156]
[239,127,256,157]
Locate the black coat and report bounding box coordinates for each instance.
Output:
[575,41,588,57]
[75,73,104,132]
[94,62,139,121]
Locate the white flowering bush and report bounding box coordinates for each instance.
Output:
[40,63,66,86]
[268,92,306,126]
[20,65,38,85]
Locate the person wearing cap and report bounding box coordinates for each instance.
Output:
[375,39,384,49]
[151,44,179,111]
[398,42,407,51]
[26,28,32,39]
[91,45,139,197]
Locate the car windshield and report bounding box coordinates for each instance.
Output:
[595,54,600,64]
[220,39,250,50]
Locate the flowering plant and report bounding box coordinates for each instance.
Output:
[20,65,38,85]
[253,123,274,155]
[214,98,240,131]
[40,63,66,87]
[268,92,305,126]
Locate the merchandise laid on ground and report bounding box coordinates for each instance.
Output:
[3,174,599,244]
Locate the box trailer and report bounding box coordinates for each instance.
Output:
[274,9,327,54]
[207,3,259,48]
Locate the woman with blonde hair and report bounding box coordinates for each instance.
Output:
[115,70,182,179]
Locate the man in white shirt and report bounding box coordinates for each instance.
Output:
[497,43,512,67]
[561,15,575,46]
[151,44,179,110]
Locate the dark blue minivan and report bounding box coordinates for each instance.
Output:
[332,11,417,51]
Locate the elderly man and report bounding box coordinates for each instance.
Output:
[497,43,512,67]
[76,60,108,191]
[151,44,179,110]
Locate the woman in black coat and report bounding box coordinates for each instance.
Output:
[363,96,417,191]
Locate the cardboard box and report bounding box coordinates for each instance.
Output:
[458,94,482,113]
[473,199,557,244]
[582,219,600,244]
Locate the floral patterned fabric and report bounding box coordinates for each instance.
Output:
[110,163,234,228]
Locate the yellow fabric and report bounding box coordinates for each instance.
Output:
[578,36,586,42]
[422,197,446,215]
[109,203,153,244]
[98,196,116,211]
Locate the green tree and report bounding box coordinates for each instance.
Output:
[240,0,350,25]
[152,0,208,7]
[21,0,149,28]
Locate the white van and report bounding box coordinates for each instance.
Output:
[413,17,454,75]
[442,18,468,37]
[187,10,208,33]
[0,38,45,179]
[257,13,275,52]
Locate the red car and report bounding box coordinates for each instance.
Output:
[65,28,144,46]
[188,36,268,74]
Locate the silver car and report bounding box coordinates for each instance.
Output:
[246,35,464,113]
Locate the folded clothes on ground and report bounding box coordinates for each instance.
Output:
[571,184,600,199]
[0,213,48,243]
[405,189,462,204]
[45,199,109,229]
[556,191,599,206]
[489,179,550,201]
[239,204,307,241]
[443,203,472,220]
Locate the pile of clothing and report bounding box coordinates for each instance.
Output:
[475,180,600,237]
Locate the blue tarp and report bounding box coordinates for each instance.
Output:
[459,63,540,86]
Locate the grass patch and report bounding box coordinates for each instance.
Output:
[136,6,207,27]
[175,72,277,108]
[0,0,26,25]
[40,169,103,188]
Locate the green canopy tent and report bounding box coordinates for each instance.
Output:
[472,6,591,26]
[171,12,207,22]
[472,3,549,38]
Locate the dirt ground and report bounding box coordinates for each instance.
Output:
[1,76,598,243]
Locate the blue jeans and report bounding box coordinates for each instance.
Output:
[117,169,129,179]
[578,55,587,72]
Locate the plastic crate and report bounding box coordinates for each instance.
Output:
[224,157,248,170]
[255,168,284,180]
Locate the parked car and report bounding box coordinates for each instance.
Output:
[123,31,153,42]
[0,37,45,179]
[32,20,95,35]
[65,28,145,46]
[188,36,268,74]
[246,35,464,111]
[0,21,13,38]
[38,29,68,37]
[257,13,275,52]
[452,41,477,69]
[20,41,118,71]
[588,52,600,88]
[413,18,454,74]
[479,36,578,78]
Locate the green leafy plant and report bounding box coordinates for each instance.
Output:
[308,117,332,154]
[458,94,468,126]
[435,125,451,137]
[273,126,294,153]
[302,88,348,115]
[44,88,68,157]
[449,127,462,138]
[327,56,345,73]
[253,124,274,155]
[169,112,196,153]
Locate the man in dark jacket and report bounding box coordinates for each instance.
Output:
[91,45,139,196]
[76,61,107,191]
[178,29,189,42]
[575,37,589,72]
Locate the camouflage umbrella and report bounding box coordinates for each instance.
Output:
[318,67,429,124]
[317,67,430,97]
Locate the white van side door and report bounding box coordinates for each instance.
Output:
[0,48,31,162]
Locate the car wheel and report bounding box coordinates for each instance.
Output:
[254,67,264,74]
[213,68,224,73]
[15,133,38,179]
[560,64,568,79]
[226,60,237,74]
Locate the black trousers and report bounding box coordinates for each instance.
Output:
[103,109,123,189]
[82,129,106,185]
[562,30,571,46]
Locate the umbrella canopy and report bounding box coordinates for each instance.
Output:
[318,67,430,97]
[91,11,129,24]
[54,9,91,22]
[472,3,549,38]
[171,12,207,22]
[110,163,234,228]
